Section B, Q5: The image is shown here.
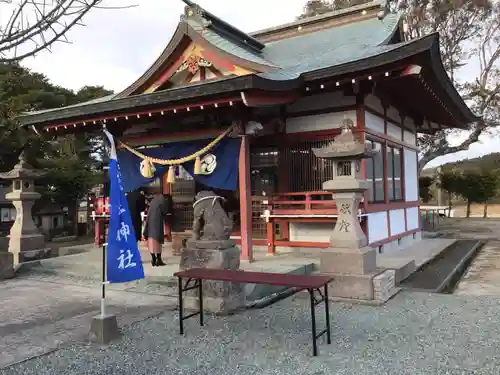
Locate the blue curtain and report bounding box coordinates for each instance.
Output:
[118,137,240,193]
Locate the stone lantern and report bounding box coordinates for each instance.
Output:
[0,152,48,265]
[312,121,397,302]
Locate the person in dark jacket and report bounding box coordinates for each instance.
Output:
[143,194,174,267]
[126,188,147,243]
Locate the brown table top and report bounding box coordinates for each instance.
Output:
[174,268,333,289]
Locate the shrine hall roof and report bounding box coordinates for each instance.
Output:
[17,0,479,128]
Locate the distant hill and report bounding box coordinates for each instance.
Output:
[422,153,500,177]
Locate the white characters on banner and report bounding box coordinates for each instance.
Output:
[116,222,131,242]
[117,249,137,269]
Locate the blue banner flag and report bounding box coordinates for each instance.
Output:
[104,130,145,283]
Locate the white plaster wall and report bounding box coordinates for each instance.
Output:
[286,110,357,134]
[289,222,333,242]
[286,91,356,114]
[387,121,402,140]
[365,111,385,133]
[364,94,383,113]
[406,207,420,230]
[405,117,417,132]
[367,211,389,243]
[386,106,401,123]
[389,209,406,235]
[380,231,422,255]
[404,148,419,201]
[403,130,417,146]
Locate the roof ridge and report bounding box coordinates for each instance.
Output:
[181,0,265,51]
[250,0,388,38]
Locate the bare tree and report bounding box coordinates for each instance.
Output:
[0,0,135,63]
[416,1,499,171]
[299,0,498,172]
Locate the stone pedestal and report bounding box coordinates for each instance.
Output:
[0,252,14,280]
[89,314,120,344]
[179,239,245,314]
[8,233,50,264]
[320,246,376,275]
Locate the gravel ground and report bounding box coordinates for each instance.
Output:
[3,291,500,375]
[19,271,178,296]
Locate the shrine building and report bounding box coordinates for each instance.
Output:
[18,0,478,262]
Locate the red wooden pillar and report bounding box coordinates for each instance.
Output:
[239,135,253,262]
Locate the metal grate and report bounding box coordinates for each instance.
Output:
[282,137,336,192]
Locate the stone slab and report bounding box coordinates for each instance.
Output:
[324,271,383,300]
[89,314,120,344]
[376,257,416,284]
[16,248,52,264]
[243,262,314,303]
[320,246,377,275]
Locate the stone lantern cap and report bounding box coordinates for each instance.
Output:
[0,151,47,180]
[312,124,378,160]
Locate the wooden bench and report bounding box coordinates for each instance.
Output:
[173,268,334,356]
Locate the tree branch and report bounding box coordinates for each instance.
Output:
[0,0,137,63]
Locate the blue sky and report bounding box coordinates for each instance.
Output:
[18,0,494,169]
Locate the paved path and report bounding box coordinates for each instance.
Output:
[3,290,500,375]
[0,275,175,369]
[439,219,500,297]
[455,241,500,296]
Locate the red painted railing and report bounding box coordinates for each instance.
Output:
[267,191,337,215]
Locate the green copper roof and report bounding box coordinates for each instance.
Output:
[186,18,277,68]
[185,10,402,78]
[22,94,116,117]
[259,13,402,80]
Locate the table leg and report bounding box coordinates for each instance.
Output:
[308,288,318,356]
[324,284,331,345]
[178,276,184,335]
[198,279,204,326]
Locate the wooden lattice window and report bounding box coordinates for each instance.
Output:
[281,137,336,192]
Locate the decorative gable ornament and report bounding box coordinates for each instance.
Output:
[181,4,211,28]
[176,55,213,74]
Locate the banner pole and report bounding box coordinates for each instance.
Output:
[101,164,109,318]
[101,242,106,317]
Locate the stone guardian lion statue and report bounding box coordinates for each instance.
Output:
[192,190,233,241]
